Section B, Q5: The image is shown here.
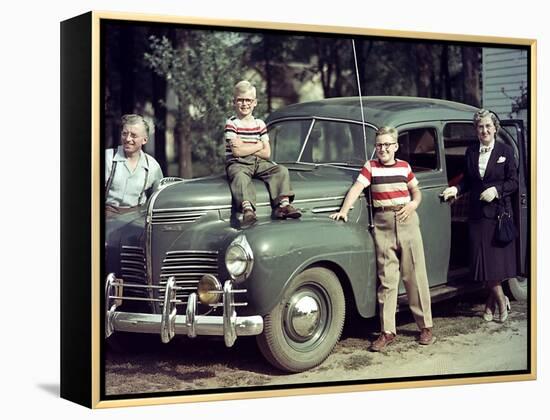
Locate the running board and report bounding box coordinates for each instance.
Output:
[397,281,483,311]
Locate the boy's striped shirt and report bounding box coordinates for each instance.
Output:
[224,116,268,158]
[356,159,418,207]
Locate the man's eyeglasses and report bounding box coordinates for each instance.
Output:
[235,98,255,105]
[375,142,397,150]
[121,131,142,140]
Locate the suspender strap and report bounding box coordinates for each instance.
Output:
[137,154,150,205]
[106,148,150,206]
[105,148,117,198]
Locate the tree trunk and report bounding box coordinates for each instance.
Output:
[462,47,481,107]
[175,117,193,179]
[316,41,331,98]
[415,44,431,98]
[172,31,193,179]
[440,45,451,100]
[263,36,273,113]
[119,29,136,113]
[149,27,172,175]
[355,40,372,97]
[152,73,167,175]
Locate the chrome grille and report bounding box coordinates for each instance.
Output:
[151,209,207,224]
[120,246,147,297]
[159,250,219,305]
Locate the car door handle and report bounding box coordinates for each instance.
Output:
[521,193,527,206]
[311,206,353,214]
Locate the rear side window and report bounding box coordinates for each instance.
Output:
[396,127,438,172]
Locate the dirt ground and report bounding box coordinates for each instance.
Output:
[104,295,529,395]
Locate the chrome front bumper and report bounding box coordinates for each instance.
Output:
[105,273,263,347]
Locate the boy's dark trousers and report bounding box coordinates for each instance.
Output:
[226,156,294,210]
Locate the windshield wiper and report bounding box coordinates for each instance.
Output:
[278,161,363,170]
[315,162,363,168]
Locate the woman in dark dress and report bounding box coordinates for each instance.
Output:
[442,109,518,322]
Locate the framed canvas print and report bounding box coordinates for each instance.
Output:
[60,10,536,408]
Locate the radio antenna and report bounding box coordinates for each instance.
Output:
[352,39,368,157]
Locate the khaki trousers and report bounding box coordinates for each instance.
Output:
[373,210,433,334]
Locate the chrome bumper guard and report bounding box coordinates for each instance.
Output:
[104,273,263,347]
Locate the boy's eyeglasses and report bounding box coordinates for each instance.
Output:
[235,98,255,104]
[375,142,397,150]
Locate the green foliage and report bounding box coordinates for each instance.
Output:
[502,82,528,114]
[136,28,480,176]
[145,31,246,173]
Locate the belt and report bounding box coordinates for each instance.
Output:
[105,205,141,215]
[374,205,405,213]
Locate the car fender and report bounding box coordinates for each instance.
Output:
[241,217,377,317]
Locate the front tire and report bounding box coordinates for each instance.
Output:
[256,267,345,372]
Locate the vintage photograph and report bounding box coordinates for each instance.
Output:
[101,15,532,400]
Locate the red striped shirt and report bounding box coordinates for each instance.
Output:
[356,159,418,207]
[224,116,268,158]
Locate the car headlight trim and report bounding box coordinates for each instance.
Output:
[225,235,254,283]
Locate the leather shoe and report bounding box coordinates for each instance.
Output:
[242,209,257,226]
[275,204,302,219]
[419,328,436,345]
[370,332,396,352]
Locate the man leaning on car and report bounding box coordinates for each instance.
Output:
[105,114,163,216]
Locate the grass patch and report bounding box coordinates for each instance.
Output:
[434,315,485,339]
[340,353,373,370]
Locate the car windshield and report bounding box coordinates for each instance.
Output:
[268,119,374,166]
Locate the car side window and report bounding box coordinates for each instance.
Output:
[305,120,369,165]
[396,127,438,172]
[442,123,478,183]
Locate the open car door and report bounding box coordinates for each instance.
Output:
[500,119,529,300]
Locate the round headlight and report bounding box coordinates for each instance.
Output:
[225,245,248,278]
[197,274,222,305]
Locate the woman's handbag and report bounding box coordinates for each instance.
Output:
[495,203,517,244]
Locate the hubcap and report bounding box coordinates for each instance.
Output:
[285,291,321,342]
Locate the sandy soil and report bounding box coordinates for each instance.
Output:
[105,297,529,395]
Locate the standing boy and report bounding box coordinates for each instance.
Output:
[330,126,435,351]
[225,80,301,226]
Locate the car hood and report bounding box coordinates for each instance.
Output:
[153,164,361,210]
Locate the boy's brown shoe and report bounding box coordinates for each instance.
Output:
[274,204,302,219]
[419,328,436,345]
[242,209,257,226]
[370,332,396,352]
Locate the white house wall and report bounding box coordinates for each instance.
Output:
[482,47,528,119]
